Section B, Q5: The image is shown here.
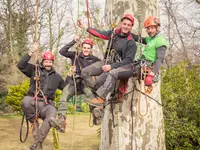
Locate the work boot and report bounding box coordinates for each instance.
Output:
[30,143,35,150]
[85,97,104,107]
[50,115,66,133]
[29,141,42,150]
[92,108,103,125]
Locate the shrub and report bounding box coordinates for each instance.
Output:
[161,61,200,149]
[5,79,29,112]
[80,102,89,113]
[67,103,75,114]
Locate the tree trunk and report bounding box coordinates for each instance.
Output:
[100,78,166,150]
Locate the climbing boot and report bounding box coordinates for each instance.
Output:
[30,141,42,150]
[50,115,66,133]
[29,143,35,150]
[92,108,103,125]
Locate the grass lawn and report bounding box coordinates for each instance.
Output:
[0,114,100,150]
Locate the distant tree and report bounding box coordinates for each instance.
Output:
[160,0,200,65]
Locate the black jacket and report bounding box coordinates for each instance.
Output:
[17,54,66,100]
[59,40,101,75]
[87,27,137,69]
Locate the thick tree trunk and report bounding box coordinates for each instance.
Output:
[100,78,166,150]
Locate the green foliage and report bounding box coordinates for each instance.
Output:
[161,61,200,149]
[80,102,89,113]
[67,103,75,115]
[54,89,62,108]
[5,79,30,112]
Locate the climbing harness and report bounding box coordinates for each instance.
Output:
[19,114,29,143]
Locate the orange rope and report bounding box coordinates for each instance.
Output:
[86,0,90,27]
[34,0,39,121]
[85,0,92,38]
[138,67,148,116]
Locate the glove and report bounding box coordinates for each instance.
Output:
[144,74,154,86]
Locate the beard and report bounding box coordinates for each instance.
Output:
[44,65,52,71]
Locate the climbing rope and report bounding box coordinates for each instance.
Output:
[138,66,149,116]
[34,0,39,122]
[86,0,90,27]
[70,72,78,150]
[19,114,29,143]
[136,0,149,117]
[52,128,60,150]
[115,104,120,150]
[137,60,154,116]
[70,0,83,147]
[33,0,60,149]
[88,112,94,127]
[130,78,135,150]
[137,0,143,57]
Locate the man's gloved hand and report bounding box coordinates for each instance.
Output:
[144,74,154,86]
[28,42,39,56]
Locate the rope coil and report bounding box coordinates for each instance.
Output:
[19,114,29,143]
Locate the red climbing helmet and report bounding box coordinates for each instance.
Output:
[82,38,94,48]
[42,51,54,61]
[144,16,160,28]
[121,14,134,25]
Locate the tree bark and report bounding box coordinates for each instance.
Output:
[100,78,166,150]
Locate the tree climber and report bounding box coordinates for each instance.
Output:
[51,36,101,132]
[17,43,67,150]
[80,15,168,107]
[131,16,168,86]
[77,14,137,106]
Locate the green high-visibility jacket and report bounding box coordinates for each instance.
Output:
[144,34,168,62]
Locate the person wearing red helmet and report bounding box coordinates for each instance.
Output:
[51,35,101,131]
[129,16,168,86]
[17,42,67,150]
[77,14,137,107]
[97,15,168,91]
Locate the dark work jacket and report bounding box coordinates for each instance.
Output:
[17,54,66,100]
[87,27,137,69]
[59,40,101,75]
